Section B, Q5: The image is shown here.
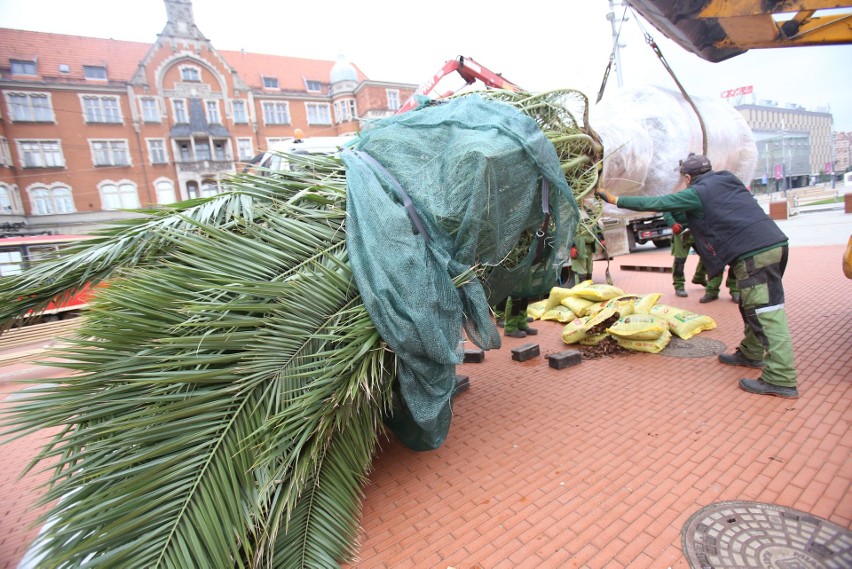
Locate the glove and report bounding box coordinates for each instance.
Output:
[672,223,683,235]
[570,246,578,259]
[600,239,606,248]
[595,189,618,205]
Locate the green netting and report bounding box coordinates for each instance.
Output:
[342,94,578,450]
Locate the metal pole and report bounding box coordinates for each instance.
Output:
[607,0,624,88]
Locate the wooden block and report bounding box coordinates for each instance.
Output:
[463,349,485,363]
[511,343,540,362]
[453,375,470,397]
[548,349,582,369]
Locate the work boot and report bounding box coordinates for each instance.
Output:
[504,330,527,338]
[675,289,688,297]
[699,293,719,303]
[739,378,798,399]
[691,276,707,286]
[520,327,538,336]
[496,319,505,328]
[719,349,766,368]
[731,292,741,303]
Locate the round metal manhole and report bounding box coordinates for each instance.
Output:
[660,336,727,358]
[682,501,852,568]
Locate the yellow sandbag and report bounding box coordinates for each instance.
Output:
[561,295,597,317]
[579,333,608,346]
[601,294,640,318]
[616,329,672,353]
[541,305,576,323]
[561,317,589,344]
[567,283,626,302]
[650,304,717,340]
[583,306,620,336]
[526,299,547,320]
[633,293,663,315]
[606,314,668,341]
[544,287,574,312]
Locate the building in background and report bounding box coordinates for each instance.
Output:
[734,100,834,193]
[834,131,851,174]
[0,0,416,236]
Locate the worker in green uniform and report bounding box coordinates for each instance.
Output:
[565,208,602,286]
[664,212,739,303]
[663,212,707,297]
[596,153,798,398]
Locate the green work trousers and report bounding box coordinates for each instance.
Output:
[706,267,738,296]
[671,232,701,290]
[502,296,531,334]
[731,246,797,387]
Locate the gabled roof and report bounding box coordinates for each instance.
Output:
[0,27,368,93]
[0,28,150,83]
[219,50,367,92]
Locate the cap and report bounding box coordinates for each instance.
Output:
[677,153,712,176]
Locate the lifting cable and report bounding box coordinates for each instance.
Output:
[596,4,628,104]
[631,8,709,154]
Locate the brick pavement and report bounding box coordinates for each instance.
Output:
[1,244,850,568]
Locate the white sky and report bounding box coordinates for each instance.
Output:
[2,0,851,131]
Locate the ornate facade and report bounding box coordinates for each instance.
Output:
[0,0,416,235]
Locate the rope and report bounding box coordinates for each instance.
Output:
[596,4,629,104]
[632,10,709,155]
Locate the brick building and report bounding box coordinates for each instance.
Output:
[0,0,416,236]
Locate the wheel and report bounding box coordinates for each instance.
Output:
[654,238,672,248]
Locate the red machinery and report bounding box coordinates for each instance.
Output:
[395,56,522,114]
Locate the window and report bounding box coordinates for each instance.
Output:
[91,140,130,166]
[141,97,160,122]
[29,186,75,215]
[82,95,121,123]
[261,101,290,125]
[10,60,36,76]
[386,89,400,111]
[305,80,322,92]
[306,103,332,125]
[262,76,279,89]
[155,179,175,204]
[232,100,248,124]
[334,99,357,124]
[0,137,10,167]
[200,180,220,197]
[18,140,63,168]
[100,182,140,210]
[177,142,192,162]
[6,92,54,122]
[1,184,21,214]
[83,65,107,80]
[195,140,211,161]
[236,138,254,161]
[173,99,188,123]
[0,248,23,276]
[148,139,168,164]
[206,100,220,124]
[213,140,227,160]
[181,66,201,82]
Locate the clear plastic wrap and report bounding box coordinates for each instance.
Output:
[590,85,757,217]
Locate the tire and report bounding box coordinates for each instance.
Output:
[654,238,672,248]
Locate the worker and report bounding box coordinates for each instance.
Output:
[497,295,538,338]
[663,212,707,297]
[595,153,798,398]
[702,267,740,304]
[566,208,601,286]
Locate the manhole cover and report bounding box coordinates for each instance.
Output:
[682,501,852,568]
[660,336,726,358]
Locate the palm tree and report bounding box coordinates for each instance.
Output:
[0,91,598,567]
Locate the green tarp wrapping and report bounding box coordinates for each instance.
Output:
[343,94,578,450]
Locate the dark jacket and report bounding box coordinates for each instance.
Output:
[686,171,787,277]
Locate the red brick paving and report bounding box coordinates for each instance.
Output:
[2,245,850,568]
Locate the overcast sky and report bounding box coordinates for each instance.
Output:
[2,0,851,131]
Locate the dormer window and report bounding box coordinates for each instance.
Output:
[83,65,108,81]
[305,80,322,92]
[180,65,201,82]
[10,60,37,76]
[262,76,279,89]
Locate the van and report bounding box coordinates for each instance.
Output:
[250,132,357,174]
